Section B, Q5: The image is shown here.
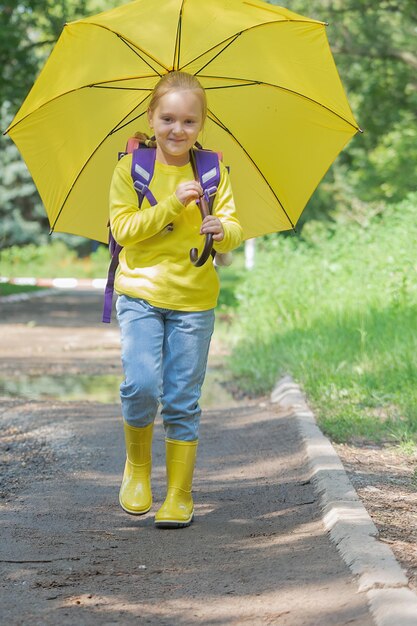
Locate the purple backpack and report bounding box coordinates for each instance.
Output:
[102,140,221,323]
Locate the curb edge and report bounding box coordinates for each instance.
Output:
[271,375,417,626]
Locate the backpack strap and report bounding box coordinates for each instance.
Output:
[190,148,221,266]
[102,241,123,323]
[102,146,158,323]
[192,148,221,214]
[131,147,157,208]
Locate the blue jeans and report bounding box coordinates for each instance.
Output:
[116,295,215,441]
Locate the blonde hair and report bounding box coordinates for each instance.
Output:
[148,71,207,122]
[134,72,207,146]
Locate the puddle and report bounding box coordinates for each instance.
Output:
[0,374,121,404]
[202,367,239,408]
[0,367,238,408]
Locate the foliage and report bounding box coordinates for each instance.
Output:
[1,0,45,110]
[0,0,117,250]
[216,249,245,312]
[1,0,416,249]
[271,0,417,225]
[230,192,417,445]
[0,239,109,277]
[1,0,115,109]
[0,102,48,248]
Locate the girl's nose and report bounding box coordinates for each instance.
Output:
[173,122,184,135]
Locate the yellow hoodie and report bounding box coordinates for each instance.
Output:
[109,154,243,311]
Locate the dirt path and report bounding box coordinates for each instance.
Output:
[0,291,374,625]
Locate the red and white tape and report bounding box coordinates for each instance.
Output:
[0,277,106,289]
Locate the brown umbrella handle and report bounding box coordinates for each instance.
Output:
[189,150,214,267]
[189,193,213,266]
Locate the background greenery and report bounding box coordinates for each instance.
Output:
[0,239,109,277]
[1,1,416,448]
[228,192,417,447]
[1,0,115,250]
[1,0,416,248]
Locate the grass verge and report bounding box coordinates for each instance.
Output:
[229,193,417,447]
[0,283,46,297]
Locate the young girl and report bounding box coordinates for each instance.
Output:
[109,71,242,528]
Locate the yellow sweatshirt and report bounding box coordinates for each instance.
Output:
[109,154,243,311]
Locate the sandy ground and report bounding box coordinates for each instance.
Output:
[0,291,375,625]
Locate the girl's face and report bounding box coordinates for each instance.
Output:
[148,89,204,166]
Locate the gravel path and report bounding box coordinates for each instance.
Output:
[0,291,374,625]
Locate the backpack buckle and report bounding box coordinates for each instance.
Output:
[133,180,148,195]
[203,186,218,202]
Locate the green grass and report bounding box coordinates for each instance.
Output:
[216,248,245,312]
[1,241,246,293]
[229,193,417,447]
[0,283,45,296]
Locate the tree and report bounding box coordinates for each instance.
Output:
[0,0,116,250]
[270,0,417,225]
[0,1,94,110]
[1,0,416,249]
[0,101,48,248]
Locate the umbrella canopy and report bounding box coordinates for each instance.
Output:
[5,0,361,243]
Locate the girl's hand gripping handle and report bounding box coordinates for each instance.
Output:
[190,193,213,267]
[189,150,214,267]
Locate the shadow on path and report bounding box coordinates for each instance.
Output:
[0,291,374,625]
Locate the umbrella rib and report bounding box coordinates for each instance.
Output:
[3,21,164,133]
[180,18,324,75]
[50,97,150,234]
[188,33,242,76]
[176,17,360,133]
[74,21,169,74]
[201,75,361,133]
[204,81,261,90]
[91,85,154,91]
[173,0,185,70]
[110,109,150,136]
[116,34,164,76]
[91,86,145,91]
[206,109,295,231]
[5,85,98,135]
[4,74,159,135]
[76,72,161,91]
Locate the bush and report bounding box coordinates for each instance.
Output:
[0,240,109,278]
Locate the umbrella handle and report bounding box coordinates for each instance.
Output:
[189,193,214,266]
[189,149,214,267]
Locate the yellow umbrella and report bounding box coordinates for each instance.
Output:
[5,0,361,243]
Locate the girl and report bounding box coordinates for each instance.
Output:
[109,71,242,529]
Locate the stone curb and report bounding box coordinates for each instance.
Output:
[271,375,417,626]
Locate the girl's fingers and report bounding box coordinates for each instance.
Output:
[201,216,220,228]
[200,217,224,241]
[188,181,203,194]
[176,180,203,205]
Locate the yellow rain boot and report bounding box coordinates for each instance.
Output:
[119,422,153,515]
[155,438,198,529]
